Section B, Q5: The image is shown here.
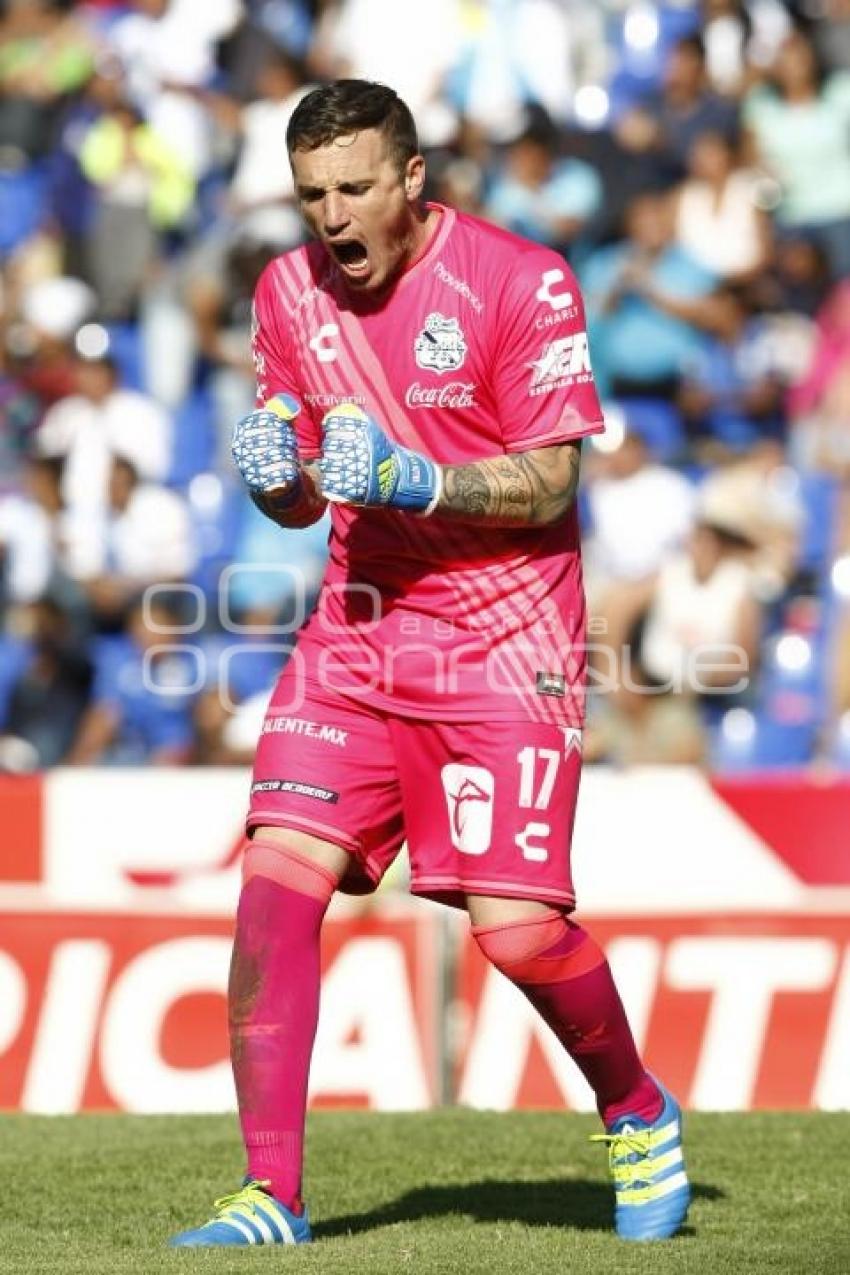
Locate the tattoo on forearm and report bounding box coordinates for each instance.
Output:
[438,444,582,527]
[448,467,491,516]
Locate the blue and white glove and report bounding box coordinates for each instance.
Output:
[319,403,442,515]
[231,393,303,506]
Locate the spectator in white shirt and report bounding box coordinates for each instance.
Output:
[639,516,762,696]
[314,0,460,146]
[586,428,696,584]
[107,0,243,177]
[0,458,64,609]
[35,354,171,518]
[584,424,696,668]
[66,454,196,625]
[673,130,771,284]
[226,48,312,243]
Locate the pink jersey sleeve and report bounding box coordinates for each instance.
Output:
[490,251,605,452]
[251,261,322,459]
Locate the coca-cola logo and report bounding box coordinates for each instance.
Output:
[405,381,477,410]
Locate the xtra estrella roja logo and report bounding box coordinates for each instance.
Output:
[527,333,592,396]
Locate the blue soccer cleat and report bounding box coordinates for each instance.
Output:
[168,1178,312,1248]
[591,1082,691,1241]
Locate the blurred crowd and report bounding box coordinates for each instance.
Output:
[0,0,849,772]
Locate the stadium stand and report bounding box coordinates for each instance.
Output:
[0,0,847,771]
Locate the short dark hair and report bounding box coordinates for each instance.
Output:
[286,79,419,175]
[74,349,117,372]
[673,33,706,64]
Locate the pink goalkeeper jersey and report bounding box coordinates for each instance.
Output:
[251,204,605,726]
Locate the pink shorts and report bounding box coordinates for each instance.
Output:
[247,677,583,910]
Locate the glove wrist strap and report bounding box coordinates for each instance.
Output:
[415,463,443,518]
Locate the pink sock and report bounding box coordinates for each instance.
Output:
[228,840,338,1210]
[472,911,662,1127]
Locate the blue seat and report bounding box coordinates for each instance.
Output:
[710,706,819,771]
[608,1,700,97]
[752,715,819,768]
[704,408,774,452]
[0,636,31,725]
[710,623,827,770]
[0,164,47,255]
[187,476,244,599]
[709,708,760,772]
[577,484,593,534]
[223,497,330,616]
[799,473,840,574]
[616,397,684,461]
[169,386,216,486]
[104,322,145,391]
[760,615,832,728]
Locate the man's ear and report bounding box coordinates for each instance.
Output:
[405,154,426,201]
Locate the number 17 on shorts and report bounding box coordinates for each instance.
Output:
[404,721,583,909]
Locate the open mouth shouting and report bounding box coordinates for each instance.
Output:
[328,238,371,282]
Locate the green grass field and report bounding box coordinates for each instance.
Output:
[4,1110,848,1274]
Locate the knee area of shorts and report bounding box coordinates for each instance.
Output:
[471,912,604,984]
[471,908,570,973]
[241,838,339,905]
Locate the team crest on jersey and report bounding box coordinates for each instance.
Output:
[414,313,467,374]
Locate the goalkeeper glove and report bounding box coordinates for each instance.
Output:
[231,393,303,505]
[319,403,442,515]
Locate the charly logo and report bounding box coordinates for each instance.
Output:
[405,381,476,410]
[309,323,339,364]
[535,268,574,312]
[441,764,495,855]
[414,313,467,374]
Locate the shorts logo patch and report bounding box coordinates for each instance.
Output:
[251,780,339,803]
[441,763,494,856]
[536,671,566,697]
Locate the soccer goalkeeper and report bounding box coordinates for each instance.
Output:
[170,79,689,1249]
